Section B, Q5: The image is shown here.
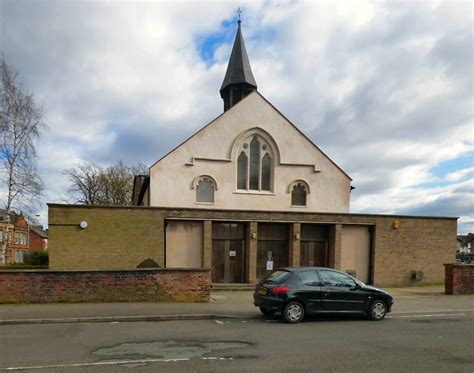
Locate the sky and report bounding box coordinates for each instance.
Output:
[0,0,472,233]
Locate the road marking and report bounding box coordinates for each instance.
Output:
[391,309,474,314]
[387,313,466,319]
[0,358,191,371]
[215,320,224,324]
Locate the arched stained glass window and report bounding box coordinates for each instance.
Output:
[261,153,272,191]
[249,136,260,190]
[196,178,215,203]
[291,183,307,206]
[237,152,248,190]
[235,134,274,192]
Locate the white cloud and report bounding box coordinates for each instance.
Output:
[443,168,474,183]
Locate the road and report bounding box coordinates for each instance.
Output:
[1,312,473,372]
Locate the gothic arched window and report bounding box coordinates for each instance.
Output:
[237,152,248,190]
[195,177,216,203]
[289,181,310,206]
[236,135,273,192]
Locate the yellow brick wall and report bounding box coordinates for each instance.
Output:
[49,206,164,270]
[48,204,457,287]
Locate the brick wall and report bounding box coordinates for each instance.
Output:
[49,207,164,270]
[0,269,210,304]
[48,204,457,287]
[444,264,474,295]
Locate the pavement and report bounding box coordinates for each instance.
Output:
[1,286,473,325]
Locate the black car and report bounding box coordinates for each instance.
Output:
[254,267,394,323]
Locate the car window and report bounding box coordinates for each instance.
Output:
[264,270,291,284]
[319,270,356,288]
[297,271,321,286]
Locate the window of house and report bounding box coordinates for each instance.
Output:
[195,176,215,203]
[236,135,273,192]
[291,182,308,206]
[15,232,28,245]
[15,250,26,264]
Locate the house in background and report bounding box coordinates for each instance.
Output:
[30,226,49,251]
[0,210,48,264]
[456,234,473,262]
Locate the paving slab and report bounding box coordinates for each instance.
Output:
[0,287,473,325]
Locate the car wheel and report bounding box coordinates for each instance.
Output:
[282,301,304,324]
[367,300,387,321]
[259,306,276,316]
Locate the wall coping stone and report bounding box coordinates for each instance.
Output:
[443,263,474,267]
[47,203,458,221]
[0,268,210,274]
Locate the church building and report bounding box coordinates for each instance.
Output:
[48,21,456,288]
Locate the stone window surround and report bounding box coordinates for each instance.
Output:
[236,134,275,192]
[191,175,218,204]
[288,179,311,207]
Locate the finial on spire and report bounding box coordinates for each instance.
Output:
[237,7,242,24]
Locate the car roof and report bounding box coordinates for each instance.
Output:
[278,267,336,272]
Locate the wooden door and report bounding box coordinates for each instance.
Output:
[300,241,328,267]
[212,239,245,283]
[228,240,245,283]
[212,240,226,283]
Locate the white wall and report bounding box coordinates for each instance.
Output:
[149,92,351,213]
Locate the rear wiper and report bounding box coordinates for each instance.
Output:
[265,279,276,283]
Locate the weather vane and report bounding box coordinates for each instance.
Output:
[237,7,242,24]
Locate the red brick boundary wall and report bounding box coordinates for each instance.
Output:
[0,269,210,304]
[444,264,474,295]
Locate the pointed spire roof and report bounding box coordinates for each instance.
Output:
[220,20,257,93]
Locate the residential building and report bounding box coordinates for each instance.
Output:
[0,210,48,264]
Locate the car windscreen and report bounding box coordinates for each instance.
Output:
[264,270,291,284]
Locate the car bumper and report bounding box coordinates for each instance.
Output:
[387,299,394,313]
[253,293,285,312]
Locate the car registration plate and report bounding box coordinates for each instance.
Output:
[257,288,267,295]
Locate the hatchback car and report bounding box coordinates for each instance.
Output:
[254,267,394,323]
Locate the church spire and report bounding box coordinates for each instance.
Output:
[220,13,257,111]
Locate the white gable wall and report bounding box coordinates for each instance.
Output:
[149,92,351,212]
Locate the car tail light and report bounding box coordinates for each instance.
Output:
[271,286,289,295]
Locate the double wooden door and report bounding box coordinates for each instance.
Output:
[300,241,328,267]
[212,239,245,283]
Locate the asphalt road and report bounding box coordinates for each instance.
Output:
[1,312,473,372]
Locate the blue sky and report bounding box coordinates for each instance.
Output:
[0,0,472,232]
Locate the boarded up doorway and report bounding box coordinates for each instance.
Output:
[341,225,371,283]
[300,224,330,267]
[257,223,289,280]
[165,221,203,268]
[212,222,246,283]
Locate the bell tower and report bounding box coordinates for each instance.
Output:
[219,15,257,111]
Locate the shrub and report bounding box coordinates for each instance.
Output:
[23,250,49,266]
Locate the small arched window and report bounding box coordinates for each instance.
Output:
[236,135,273,192]
[289,181,310,206]
[196,177,215,203]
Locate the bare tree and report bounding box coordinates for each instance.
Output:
[64,163,105,205]
[64,161,147,206]
[0,56,45,264]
